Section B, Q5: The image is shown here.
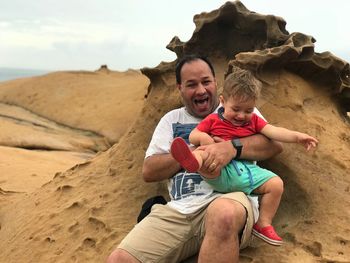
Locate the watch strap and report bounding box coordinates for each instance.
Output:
[231,138,242,160]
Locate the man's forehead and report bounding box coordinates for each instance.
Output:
[182,59,209,71]
[181,60,214,81]
[184,75,212,83]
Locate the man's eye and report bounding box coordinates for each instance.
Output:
[186,83,196,88]
[203,80,211,85]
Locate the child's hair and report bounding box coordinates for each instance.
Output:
[222,67,262,102]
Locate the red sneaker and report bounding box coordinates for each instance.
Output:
[170,137,199,172]
[252,224,283,246]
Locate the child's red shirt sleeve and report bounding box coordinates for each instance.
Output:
[252,113,268,132]
[196,114,216,133]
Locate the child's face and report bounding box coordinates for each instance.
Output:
[220,95,255,126]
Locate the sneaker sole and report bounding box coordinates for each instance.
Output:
[252,229,283,246]
[170,137,199,172]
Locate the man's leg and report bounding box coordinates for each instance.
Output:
[106,204,201,263]
[107,249,139,263]
[198,197,247,263]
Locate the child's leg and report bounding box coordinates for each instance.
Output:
[192,150,208,168]
[170,137,208,172]
[252,176,284,227]
[252,176,284,245]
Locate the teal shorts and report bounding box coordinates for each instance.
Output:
[204,160,277,194]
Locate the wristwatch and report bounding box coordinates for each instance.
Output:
[231,138,243,160]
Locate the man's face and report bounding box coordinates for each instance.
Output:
[177,59,218,118]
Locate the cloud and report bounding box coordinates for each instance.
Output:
[0,19,127,48]
[0,33,176,71]
[0,13,179,70]
[0,0,348,70]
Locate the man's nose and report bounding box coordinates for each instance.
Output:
[196,83,206,94]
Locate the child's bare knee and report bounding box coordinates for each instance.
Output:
[271,176,284,194]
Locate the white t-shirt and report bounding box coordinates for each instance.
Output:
[145,106,260,218]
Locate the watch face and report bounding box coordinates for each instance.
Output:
[233,139,242,148]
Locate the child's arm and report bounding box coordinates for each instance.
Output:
[260,124,318,151]
[189,128,215,146]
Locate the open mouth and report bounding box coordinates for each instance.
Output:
[232,119,247,126]
[192,95,212,115]
[194,97,209,105]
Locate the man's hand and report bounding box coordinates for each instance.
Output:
[197,140,235,178]
[196,134,283,178]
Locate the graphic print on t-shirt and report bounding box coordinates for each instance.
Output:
[172,123,197,143]
[170,172,212,200]
[170,122,210,200]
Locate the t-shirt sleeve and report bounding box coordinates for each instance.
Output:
[253,107,266,121]
[145,113,174,158]
[252,113,268,132]
[196,114,214,133]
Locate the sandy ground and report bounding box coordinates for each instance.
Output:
[0,146,93,193]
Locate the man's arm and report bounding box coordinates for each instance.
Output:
[142,153,182,182]
[197,134,283,174]
[240,133,283,160]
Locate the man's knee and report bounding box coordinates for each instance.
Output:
[206,198,246,236]
[106,248,138,263]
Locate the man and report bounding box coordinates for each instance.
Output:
[107,55,282,263]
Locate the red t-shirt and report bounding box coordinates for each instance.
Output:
[196,112,267,141]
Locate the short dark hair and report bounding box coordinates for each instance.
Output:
[175,55,215,84]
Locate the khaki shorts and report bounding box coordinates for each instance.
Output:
[118,192,254,263]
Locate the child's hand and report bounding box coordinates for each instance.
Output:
[297,133,318,151]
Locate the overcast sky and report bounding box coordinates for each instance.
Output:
[0,0,349,71]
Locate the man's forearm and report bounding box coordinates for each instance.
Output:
[239,134,283,161]
[142,153,182,182]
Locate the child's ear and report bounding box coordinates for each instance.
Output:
[219,95,225,105]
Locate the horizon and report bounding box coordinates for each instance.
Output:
[0,67,51,82]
